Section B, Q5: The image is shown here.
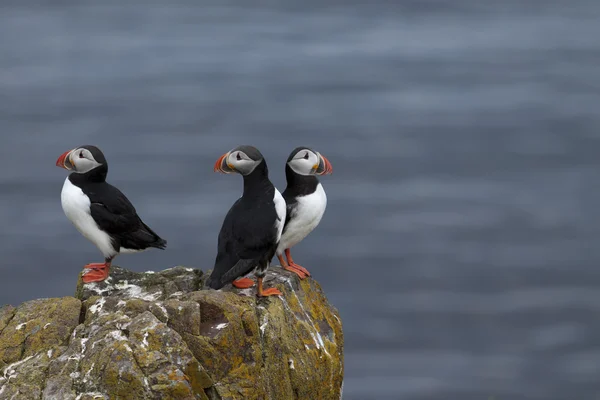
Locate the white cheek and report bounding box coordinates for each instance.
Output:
[290,160,313,175]
[74,158,97,172]
[228,155,236,166]
[238,159,258,174]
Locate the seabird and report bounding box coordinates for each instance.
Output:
[56,145,166,283]
[206,145,285,297]
[276,147,332,279]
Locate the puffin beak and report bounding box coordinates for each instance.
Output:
[214,152,235,173]
[314,153,333,175]
[56,149,74,170]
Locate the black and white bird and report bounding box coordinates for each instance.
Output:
[276,147,333,279]
[206,145,286,297]
[56,145,167,283]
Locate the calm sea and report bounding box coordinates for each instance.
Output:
[1,1,600,398]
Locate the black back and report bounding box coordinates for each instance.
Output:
[69,163,167,253]
[207,160,280,289]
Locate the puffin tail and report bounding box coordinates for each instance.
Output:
[139,220,167,250]
[207,259,257,290]
[153,237,167,250]
[205,274,223,290]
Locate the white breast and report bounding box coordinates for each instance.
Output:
[273,188,287,242]
[61,177,117,259]
[277,183,327,254]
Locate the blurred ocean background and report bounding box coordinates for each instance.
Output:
[1,0,600,399]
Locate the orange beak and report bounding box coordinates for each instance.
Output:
[214,152,235,173]
[315,153,333,175]
[56,149,74,170]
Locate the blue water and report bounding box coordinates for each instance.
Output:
[1,1,600,399]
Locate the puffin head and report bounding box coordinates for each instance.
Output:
[214,145,265,176]
[55,145,107,174]
[286,147,333,176]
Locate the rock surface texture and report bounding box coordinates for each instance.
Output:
[0,266,344,400]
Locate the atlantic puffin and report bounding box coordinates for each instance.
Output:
[206,145,285,297]
[56,145,167,283]
[276,147,333,279]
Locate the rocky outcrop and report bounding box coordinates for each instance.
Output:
[0,266,344,400]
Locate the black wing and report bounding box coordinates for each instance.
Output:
[207,197,278,289]
[281,189,298,234]
[86,182,166,250]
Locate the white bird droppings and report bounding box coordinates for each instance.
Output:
[81,338,89,353]
[75,392,107,400]
[155,303,169,321]
[1,355,35,381]
[114,281,161,301]
[89,298,106,314]
[108,331,127,342]
[260,317,268,335]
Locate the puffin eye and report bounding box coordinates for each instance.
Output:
[303,152,309,160]
[236,153,242,161]
[79,152,85,159]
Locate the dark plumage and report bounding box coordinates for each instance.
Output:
[69,173,167,252]
[207,145,285,297]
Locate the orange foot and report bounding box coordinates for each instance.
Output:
[232,277,255,289]
[82,263,110,283]
[83,262,107,269]
[289,262,310,277]
[257,277,282,297]
[284,265,308,279]
[279,252,310,279]
[258,287,282,297]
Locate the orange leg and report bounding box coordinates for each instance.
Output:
[83,262,107,269]
[232,277,255,289]
[257,276,282,297]
[285,249,311,277]
[277,254,307,279]
[82,261,111,283]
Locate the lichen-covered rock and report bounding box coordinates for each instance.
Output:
[0,265,344,400]
[0,297,81,399]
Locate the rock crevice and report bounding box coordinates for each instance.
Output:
[0,266,344,400]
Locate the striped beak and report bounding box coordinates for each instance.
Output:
[56,149,74,170]
[314,153,333,175]
[214,152,235,173]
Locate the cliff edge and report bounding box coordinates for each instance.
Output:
[0,266,344,400]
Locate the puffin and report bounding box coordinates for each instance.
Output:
[276,147,333,279]
[206,145,285,297]
[55,145,167,283]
